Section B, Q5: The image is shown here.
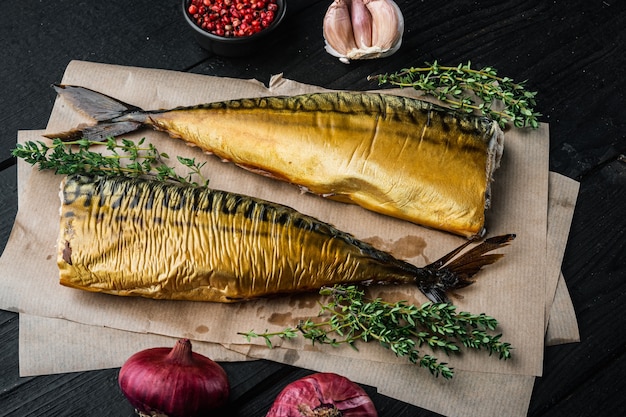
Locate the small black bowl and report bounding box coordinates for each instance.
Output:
[182,0,287,57]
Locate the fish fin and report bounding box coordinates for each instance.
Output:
[421,234,516,303]
[426,238,476,270]
[44,121,144,142]
[52,84,144,121]
[44,84,147,141]
[419,286,449,304]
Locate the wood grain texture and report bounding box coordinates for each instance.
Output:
[528,160,626,417]
[0,166,17,255]
[1,1,625,416]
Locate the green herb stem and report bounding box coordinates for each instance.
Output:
[239,285,512,379]
[369,60,541,129]
[11,137,209,186]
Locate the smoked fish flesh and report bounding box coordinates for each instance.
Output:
[48,84,505,238]
[58,175,514,303]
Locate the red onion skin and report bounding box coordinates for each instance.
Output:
[266,372,378,417]
[118,339,229,417]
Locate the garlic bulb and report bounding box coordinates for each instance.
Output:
[323,0,404,64]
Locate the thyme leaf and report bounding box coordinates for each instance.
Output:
[11,137,209,186]
[239,285,513,379]
[369,60,541,129]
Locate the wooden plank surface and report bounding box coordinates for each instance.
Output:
[1,1,625,416]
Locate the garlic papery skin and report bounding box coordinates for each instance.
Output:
[323,0,358,58]
[366,0,404,50]
[350,0,373,50]
[323,0,404,64]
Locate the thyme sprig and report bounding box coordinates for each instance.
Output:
[12,137,209,186]
[239,285,512,379]
[369,61,541,129]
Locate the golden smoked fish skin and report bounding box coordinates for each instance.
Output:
[49,86,504,238]
[57,175,514,303]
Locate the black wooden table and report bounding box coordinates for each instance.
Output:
[1,1,625,416]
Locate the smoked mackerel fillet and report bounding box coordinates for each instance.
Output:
[57,175,514,303]
[49,85,505,237]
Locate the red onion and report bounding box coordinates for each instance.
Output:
[118,338,229,417]
[266,372,378,417]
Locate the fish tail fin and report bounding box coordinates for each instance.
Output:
[44,84,147,141]
[419,234,516,303]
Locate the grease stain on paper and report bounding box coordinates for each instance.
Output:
[268,311,293,327]
[363,234,429,263]
[303,343,322,352]
[282,349,300,365]
[553,196,576,210]
[195,324,209,334]
[256,305,266,320]
[376,289,421,305]
[288,293,320,309]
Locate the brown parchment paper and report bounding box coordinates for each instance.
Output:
[15,148,579,379]
[546,272,580,346]
[1,60,551,377]
[13,130,580,417]
[18,314,534,417]
[2,60,580,417]
[543,175,579,332]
